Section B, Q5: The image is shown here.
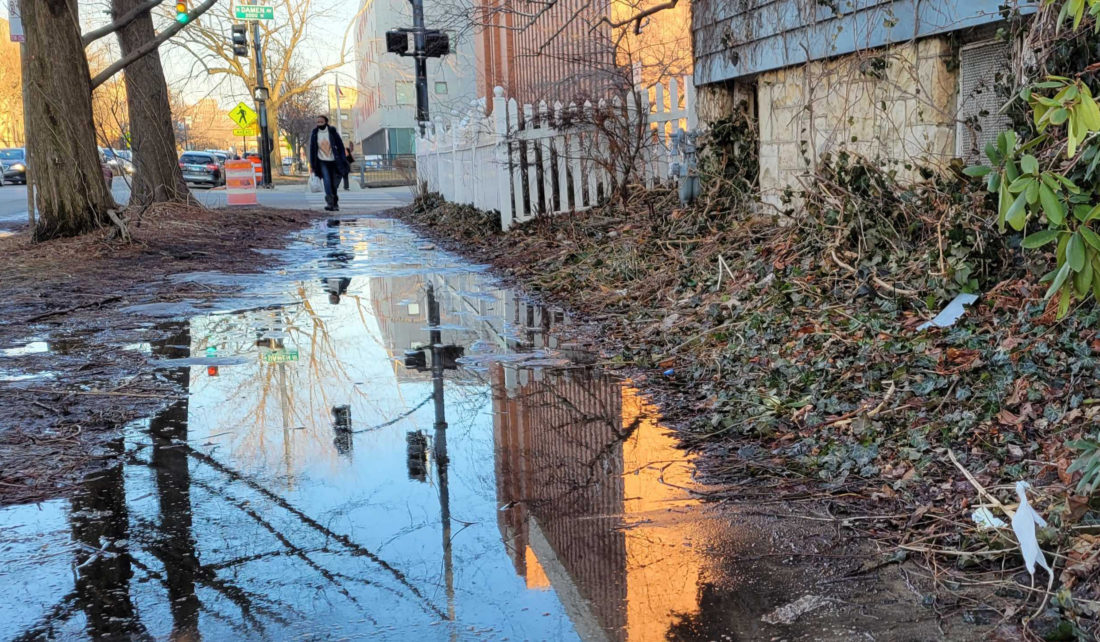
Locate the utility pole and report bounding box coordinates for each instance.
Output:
[252,22,272,187]
[410,0,428,130]
[333,76,345,139]
[386,5,451,134]
[20,42,33,229]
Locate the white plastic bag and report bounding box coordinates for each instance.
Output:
[308,175,323,193]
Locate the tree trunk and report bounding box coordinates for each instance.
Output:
[112,0,190,207]
[23,0,115,240]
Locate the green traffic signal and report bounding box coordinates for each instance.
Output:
[176,13,189,23]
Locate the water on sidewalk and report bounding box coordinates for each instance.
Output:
[0,217,960,641]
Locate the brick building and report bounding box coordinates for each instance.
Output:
[474,0,692,104]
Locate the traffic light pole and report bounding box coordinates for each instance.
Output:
[409,0,429,133]
[252,21,273,187]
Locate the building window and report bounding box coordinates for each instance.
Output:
[396,81,414,105]
[434,82,448,95]
[956,40,1013,164]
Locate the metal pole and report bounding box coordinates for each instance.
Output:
[20,42,33,230]
[334,75,344,140]
[409,0,429,133]
[253,21,272,187]
[421,282,455,625]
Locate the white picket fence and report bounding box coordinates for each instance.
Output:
[415,76,697,230]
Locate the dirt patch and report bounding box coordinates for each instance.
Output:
[0,202,323,506]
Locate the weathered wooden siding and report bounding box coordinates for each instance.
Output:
[693,0,1030,85]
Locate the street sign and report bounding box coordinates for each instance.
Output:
[9,0,24,42]
[234,4,274,20]
[225,159,257,205]
[227,102,257,128]
[233,124,259,136]
[261,349,299,363]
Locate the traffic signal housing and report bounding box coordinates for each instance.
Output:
[424,30,450,57]
[175,0,189,23]
[231,24,248,57]
[385,30,409,55]
[385,29,449,58]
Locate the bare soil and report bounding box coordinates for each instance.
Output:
[0,202,322,505]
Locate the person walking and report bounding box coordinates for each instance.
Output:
[343,142,355,191]
[309,115,348,212]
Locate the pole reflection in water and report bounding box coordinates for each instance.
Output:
[425,283,458,628]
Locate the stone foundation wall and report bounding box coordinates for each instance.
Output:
[699,37,959,210]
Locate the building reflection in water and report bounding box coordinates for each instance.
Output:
[492,360,705,642]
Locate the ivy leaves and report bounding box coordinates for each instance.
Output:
[965,72,1100,319]
[1027,77,1100,157]
[1051,0,1100,32]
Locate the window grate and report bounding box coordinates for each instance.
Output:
[956,40,1013,164]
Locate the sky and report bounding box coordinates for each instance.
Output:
[2,0,360,109]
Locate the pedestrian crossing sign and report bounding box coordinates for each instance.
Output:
[234,124,259,136]
[227,102,258,127]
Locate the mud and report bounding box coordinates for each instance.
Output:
[0,204,323,505]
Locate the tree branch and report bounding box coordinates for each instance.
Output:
[592,0,679,35]
[81,0,165,47]
[89,0,219,90]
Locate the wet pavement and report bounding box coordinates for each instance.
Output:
[0,217,967,641]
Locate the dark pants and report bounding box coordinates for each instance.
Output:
[341,168,350,190]
[319,161,340,208]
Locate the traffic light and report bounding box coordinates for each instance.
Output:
[175,0,189,23]
[424,30,450,57]
[231,24,248,57]
[385,30,409,55]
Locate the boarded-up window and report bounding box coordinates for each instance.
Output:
[956,40,1013,164]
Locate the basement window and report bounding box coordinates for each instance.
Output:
[956,40,1013,164]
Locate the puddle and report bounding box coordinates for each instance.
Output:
[0,341,50,357]
[0,217,952,641]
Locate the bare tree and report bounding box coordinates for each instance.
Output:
[171,0,364,169]
[465,0,691,206]
[109,0,192,206]
[23,0,215,240]
[278,70,325,169]
[0,20,23,147]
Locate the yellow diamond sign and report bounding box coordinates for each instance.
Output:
[227,102,257,128]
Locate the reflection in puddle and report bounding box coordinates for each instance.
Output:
[0,341,50,357]
[0,218,717,641]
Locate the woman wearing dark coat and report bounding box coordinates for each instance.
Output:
[309,115,349,211]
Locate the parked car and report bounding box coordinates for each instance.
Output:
[100,148,134,175]
[178,151,223,187]
[1,148,26,184]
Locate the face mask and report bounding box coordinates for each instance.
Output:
[318,124,328,130]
